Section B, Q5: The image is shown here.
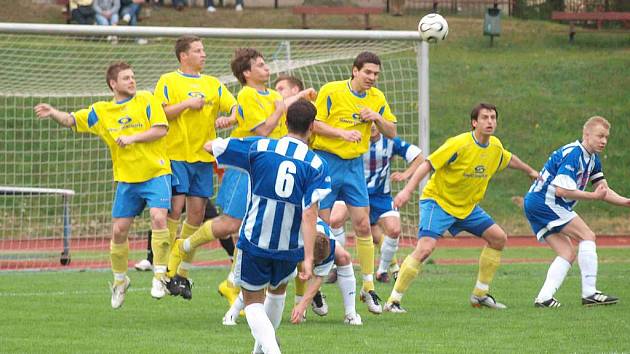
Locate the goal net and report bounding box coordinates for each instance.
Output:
[0,25,423,270]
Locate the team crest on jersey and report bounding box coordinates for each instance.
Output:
[340,113,364,126]
[464,165,487,178]
[109,115,143,132]
[118,116,132,125]
[188,91,206,99]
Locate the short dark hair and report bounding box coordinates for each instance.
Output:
[106,61,132,91]
[175,35,202,62]
[231,48,264,85]
[470,103,498,127]
[351,51,381,78]
[273,75,304,91]
[313,232,331,265]
[286,99,316,135]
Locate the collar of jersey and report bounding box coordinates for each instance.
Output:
[470,131,489,148]
[346,80,367,98]
[256,88,270,95]
[577,140,593,158]
[282,135,307,145]
[177,70,201,78]
[115,95,134,105]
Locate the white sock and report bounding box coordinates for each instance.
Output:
[294,295,303,305]
[227,291,244,318]
[332,227,346,247]
[336,264,357,316]
[378,236,399,275]
[536,256,571,302]
[245,303,280,354]
[264,292,286,329]
[578,240,598,298]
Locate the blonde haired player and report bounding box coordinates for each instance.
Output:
[384,103,539,313]
[525,116,627,308]
[35,62,172,308]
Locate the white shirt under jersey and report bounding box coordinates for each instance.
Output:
[313,219,336,277]
[363,134,422,195]
[212,136,331,262]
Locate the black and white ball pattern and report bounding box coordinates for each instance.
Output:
[418,13,449,43]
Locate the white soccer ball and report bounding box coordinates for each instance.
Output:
[418,13,449,43]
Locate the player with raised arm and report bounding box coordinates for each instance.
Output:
[384,103,539,313]
[34,62,172,308]
[330,123,424,283]
[312,51,397,314]
[525,116,626,308]
[152,36,237,300]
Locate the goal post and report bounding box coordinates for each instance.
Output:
[0,23,429,270]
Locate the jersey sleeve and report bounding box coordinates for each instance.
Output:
[153,75,170,106]
[212,137,259,171]
[314,85,331,122]
[238,90,271,133]
[392,137,422,163]
[589,156,605,184]
[427,137,461,171]
[551,150,580,190]
[497,147,512,172]
[302,155,332,209]
[218,83,237,115]
[146,94,168,127]
[71,106,99,135]
[376,95,397,123]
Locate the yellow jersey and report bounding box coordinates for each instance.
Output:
[72,91,171,183]
[422,132,512,219]
[154,70,237,163]
[230,86,287,139]
[311,79,397,159]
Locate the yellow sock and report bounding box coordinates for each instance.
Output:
[188,220,216,250]
[176,221,215,278]
[356,234,375,291]
[294,263,306,296]
[110,240,129,278]
[151,229,170,274]
[180,220,200,239]
[390,255,421,303]
[473,246,502,297]
[167,217,180,245]
[167,239,181,279]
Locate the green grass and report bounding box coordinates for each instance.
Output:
[2,248,630,353]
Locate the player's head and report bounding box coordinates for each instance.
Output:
[582,116,610,153]
[351,51,381,91]
[313,232,331,265]
[231,48,269,86]
[175,35,206,72]
[274,75,304,99]
[287,98,316,138]
[106,61,135,97]
[470,103,498,134]
[370,123,380,139]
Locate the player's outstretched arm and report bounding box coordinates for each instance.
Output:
[34,103,75,128]
[392,153,425,182]
[592,180,630,207]
[508,154,539,180]
[313,121,361,143]
[394,159,432,208]
[301,204,318,282]
[215,106,237,129]
[284,88,317,108]
[116,125,168,147]
[252,99,285,137]
[360,108,396,139]
[556,183,608,201]
[291,276,324,324]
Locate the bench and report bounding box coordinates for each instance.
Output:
[551,11,630,42]
[292,6,384,30]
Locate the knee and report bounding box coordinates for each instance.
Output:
[580,230,596,242]
[411,243,434,262]
[386,224,401,239]
[330,219,345,229]
[337,250,351,266]
[353,217,371,236]
[487,231,507,250]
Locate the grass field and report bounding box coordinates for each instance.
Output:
[2,246,630,353]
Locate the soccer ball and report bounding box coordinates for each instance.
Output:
[418,13,449,43]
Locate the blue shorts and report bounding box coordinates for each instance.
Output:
[170,160,214,198]
[418,199,495,238]
[216,168,249,220]
[524,192,576,241]
[315,150,369,210]
[369,193,399,225]
[112,174,172,218]
[233,247,298,291]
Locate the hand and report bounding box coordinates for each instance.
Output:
[394,189,412,208]
[592,183,608,200]
[528,170,541,181]
[215,116,233,129]
[291,305,307,324]
[390,171,409,182]
[203,140,213,153]
[341,130,362,143]
[300,88,317,101]
[299,261,313,282]
[274,99,286,113]
[34,103,55,119]
[359,108,380,122]
[186,97,206,110]
[116,135,135,147]
[103,11,112,18]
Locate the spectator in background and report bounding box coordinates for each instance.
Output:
[94,0,121,26]
[70,0,96,24]
[172,0,188,11]
[390,0,405,16]
[206,0,243,12]
[120,0,148,44]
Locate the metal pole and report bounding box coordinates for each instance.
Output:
[285,40,292,75]
[417,41,430,193]
[61,194,72,265]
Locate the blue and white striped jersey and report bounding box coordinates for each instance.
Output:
[213,136,331,262]
[363,135,422,195]
[527,140,604,210]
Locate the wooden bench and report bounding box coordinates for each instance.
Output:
[292,6,384,30]
[551,11,630,42]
